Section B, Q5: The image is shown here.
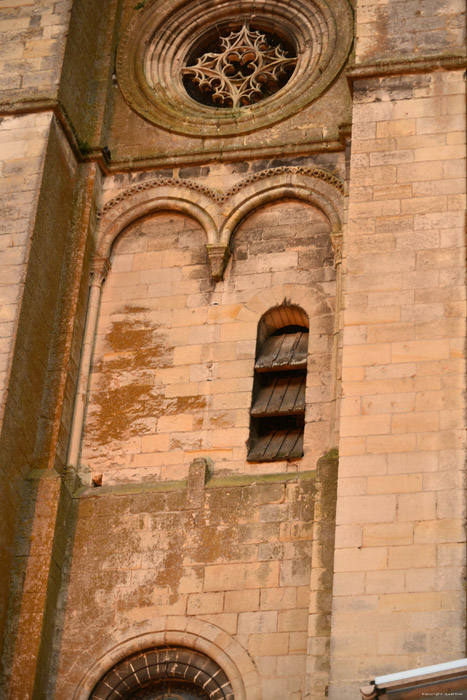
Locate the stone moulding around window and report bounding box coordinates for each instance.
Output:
[116,0,354,138]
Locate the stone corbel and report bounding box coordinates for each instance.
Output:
[331,232,343,267]
[207,243,231,281]
[188,458,210,490]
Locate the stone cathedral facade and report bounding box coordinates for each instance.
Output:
[0,1,465,699]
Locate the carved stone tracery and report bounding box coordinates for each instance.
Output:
[182,23,296,108]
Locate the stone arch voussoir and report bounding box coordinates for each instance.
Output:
[72,617,261,700]
[220,172,343,250]
[95,185,221,264]
[242,284,333,326]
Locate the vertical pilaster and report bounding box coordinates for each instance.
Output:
[330,65,466,699]
[0,0,74,670]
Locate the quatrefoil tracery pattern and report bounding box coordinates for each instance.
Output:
[182,23,297,108]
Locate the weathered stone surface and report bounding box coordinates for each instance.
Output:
[80,200,336,484]
[0,1,466,699]
[53,472,317,698]
[331,65,466,700]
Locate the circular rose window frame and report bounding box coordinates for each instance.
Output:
[117,0,353,138]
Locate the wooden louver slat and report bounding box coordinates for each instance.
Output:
[251,374,306,416]
[255,332,307,371]
[248,429,304,462]
[248,325,309,463]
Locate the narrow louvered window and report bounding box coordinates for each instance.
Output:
[248,307,309,462]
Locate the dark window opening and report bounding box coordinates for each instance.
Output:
[130,680,211,700]
[248,310,308,462]
[181,23,297,109]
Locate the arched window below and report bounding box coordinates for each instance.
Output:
[247,305,309,462]
[89,647,233,700]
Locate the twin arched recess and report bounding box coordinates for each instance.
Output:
[94,167,343,275]
[68,166,343,469]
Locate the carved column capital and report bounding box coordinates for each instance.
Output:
[207,244,231,281]
[91,256,111,285]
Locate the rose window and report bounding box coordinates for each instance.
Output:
[118,0,353,135]
[182,23,297,108]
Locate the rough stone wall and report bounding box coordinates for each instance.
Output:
[355,0,465,62]
[0,117,94,699]
[53,466,318,700]
[0,0,75,679]
[0,112,51,423]
[58,0,117,146]
[80,201,336,483]
[0,0,72,102]
[326,1,467,695]
[0,0,466,698]
[330,68,466,699]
